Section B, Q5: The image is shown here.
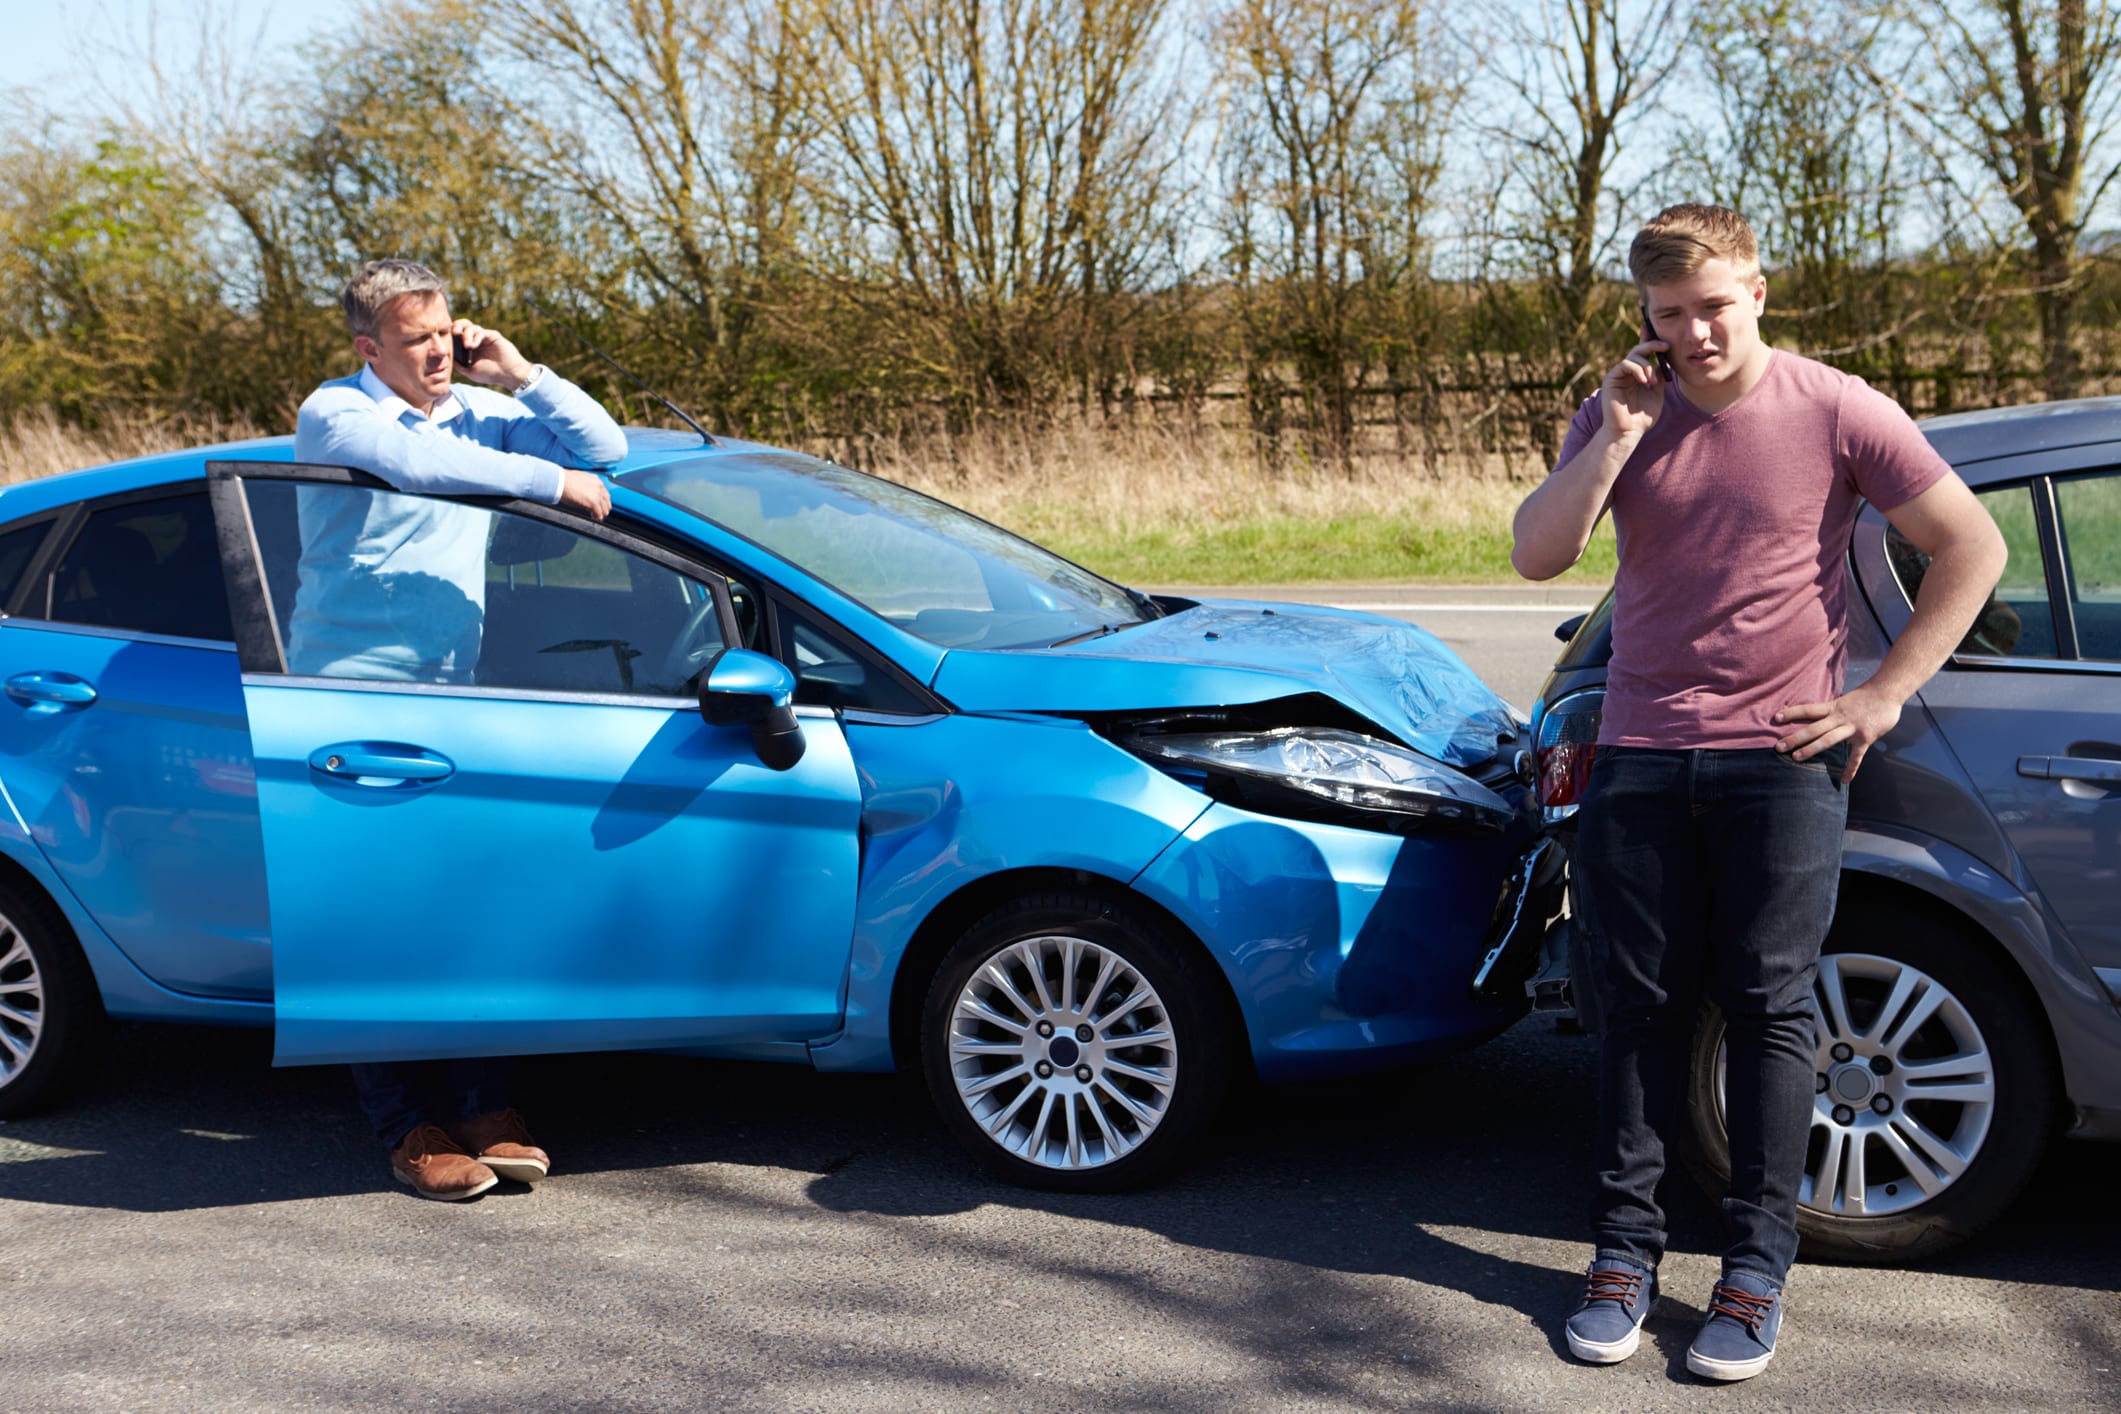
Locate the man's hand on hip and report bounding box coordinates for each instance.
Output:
[1774,683,1901,784]
[558,469,611,521]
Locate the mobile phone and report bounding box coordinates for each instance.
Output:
[452,331,475,367]
[1640,311,1673,382]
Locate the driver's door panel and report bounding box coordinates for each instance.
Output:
[247,681,861,1064]
[207,463,863,1065]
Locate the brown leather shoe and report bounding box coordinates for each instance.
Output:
[390,1123,499,1201]
[448,1108,550,1185]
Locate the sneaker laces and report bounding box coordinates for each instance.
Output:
[1705,1281,1777,1336]
[1582,1267,1647,1307]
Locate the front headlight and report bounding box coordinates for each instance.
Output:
[1124,726,1514,833]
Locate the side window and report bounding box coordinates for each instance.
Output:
[0,522,54,610]
[776,598,928,714]
[46,492,233,642]
[1888,482,2055,659]
[242,480,723,695]
[2054,472,2121,661]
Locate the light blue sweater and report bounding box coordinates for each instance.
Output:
[286,364,628,681]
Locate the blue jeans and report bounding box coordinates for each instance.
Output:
[349,1058,515,1150]
[1572,743,1849,1284]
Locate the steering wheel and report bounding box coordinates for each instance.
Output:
[658,596,724,689]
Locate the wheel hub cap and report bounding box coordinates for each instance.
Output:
[1716,951,1996,1220]
[946,934,1177,1171]
[1829,1064,1878,1106]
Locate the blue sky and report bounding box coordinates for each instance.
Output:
[0,1,336,98]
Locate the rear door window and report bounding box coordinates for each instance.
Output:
[44,492,233,642]
[2054,472,2121,661]
[1887,482,2056,659]
[0,522,54,611]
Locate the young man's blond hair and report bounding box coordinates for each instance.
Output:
[1627,203,1761,290]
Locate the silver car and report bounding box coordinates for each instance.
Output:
[1517,396,2121,1263]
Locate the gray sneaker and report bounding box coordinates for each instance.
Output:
[1563,1255,1658,1364]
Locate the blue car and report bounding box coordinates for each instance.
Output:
[0,431,1547,1189]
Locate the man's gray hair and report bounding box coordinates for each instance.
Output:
[341,259,448,339]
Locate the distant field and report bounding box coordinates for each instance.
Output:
[0,408,1609,586]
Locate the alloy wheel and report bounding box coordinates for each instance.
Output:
[1716,950,1996,1219]
[0,917,46,1086]
[945,934,1178,1171]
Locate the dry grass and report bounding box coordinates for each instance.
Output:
[843,416,1605,584]
[0,405,1596,584]
[0,407,268,486]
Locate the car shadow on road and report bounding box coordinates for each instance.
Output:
[1,1014,2112,1325]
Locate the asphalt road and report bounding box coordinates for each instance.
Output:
[1,593,2113,1413]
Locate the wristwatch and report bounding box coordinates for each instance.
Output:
[513,364,547,395]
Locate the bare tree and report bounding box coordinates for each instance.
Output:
[477,0,821,427]
[1888,0,2121,399]
[1684,0,1920,364]
[794,0,1189,412]
[1473,0,1690,397]
[95,0,325,414]
[1216,0,1461,466]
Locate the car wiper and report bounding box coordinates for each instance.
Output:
[1123,585,1167,620]
[1050,621,1138,648]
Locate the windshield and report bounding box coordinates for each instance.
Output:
[626,453,1149,649]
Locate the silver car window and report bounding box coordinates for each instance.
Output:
[1887,482,2056,659]
[2054,472,2121,661]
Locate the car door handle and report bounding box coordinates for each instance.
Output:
[5,671,98,714]
[2017,755,2121,785]
[308,742,456,787]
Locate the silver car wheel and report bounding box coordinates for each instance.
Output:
[1717,950,1996,1220]
[0,917,46,1085]
[946,933,1178,1171]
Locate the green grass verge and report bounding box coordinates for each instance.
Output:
[1024,511,1619,586]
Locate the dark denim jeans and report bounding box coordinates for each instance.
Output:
[349,1058,515,1150]
[1572,743,1848,1284]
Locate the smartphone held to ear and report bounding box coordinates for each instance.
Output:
[452,331,475,367]
[1639,314,1674,383]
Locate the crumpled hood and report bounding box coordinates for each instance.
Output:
[930,600,1521,768]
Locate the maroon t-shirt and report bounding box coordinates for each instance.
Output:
[1555,351,1950,749]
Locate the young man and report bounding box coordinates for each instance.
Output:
[1511,206,2004,1380]
[294,258,628,1199]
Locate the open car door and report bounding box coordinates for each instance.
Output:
[206,461,863,1065]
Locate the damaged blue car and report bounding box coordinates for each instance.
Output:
[0,431,1549,1189]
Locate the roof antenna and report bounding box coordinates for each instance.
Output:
[522,295,716,446]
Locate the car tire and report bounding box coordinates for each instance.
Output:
[0,880,109,1119]
[1685,898,2057,1263]
[920,890,1236,1193]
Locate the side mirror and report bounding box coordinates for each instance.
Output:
[1554,613,1588,644]
[697,648,806,771]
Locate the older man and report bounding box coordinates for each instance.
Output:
[294,258,627,1199]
